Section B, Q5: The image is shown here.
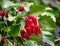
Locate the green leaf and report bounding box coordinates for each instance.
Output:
[39,16,56,31]
[24,40,38,46]
[43,0,60,9]
[25,0,40,5]
[42,31,52,35]
[4,27,11,32]
[3,0,15,8]
[41,11,56,22]
[3,39,13,46]
[8,15,16,21]
[9,24,20,36]
[43,35,55,46]
[30,34,39,43]
[3,0,20,8]
[30,4,46,13]
[0,22,4,29]
[30,4,47,16]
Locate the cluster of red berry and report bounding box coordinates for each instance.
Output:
[0,11,8,18]
[20,14,40,40]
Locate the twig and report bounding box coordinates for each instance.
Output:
[55,38,60,42]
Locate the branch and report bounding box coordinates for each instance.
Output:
[55,38,60,42]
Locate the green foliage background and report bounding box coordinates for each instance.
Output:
[0,0,60,46]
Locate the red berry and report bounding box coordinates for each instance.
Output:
[25,26,31,33]
[25,17,32,23]
[33,20,37,25]
[18,6,25,12]
[55,0,60,2]
[5,13,9,18]
[21,33,26,38]
[24,23,29,29]
[48,3,53,7]
[1,38,5,44]
[34,25,40,30]
[28,14,36,21]
[31,16,36,21]
[35,31,40,35]
[27,33,32,36]
[28,14,33,18]
[0,11,4,16]
[30,22,34,28]
[26,35,30,40]
[20,30,25,34]
[33,25,40,34]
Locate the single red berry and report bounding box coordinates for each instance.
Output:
[18,6,25,12]
[30,22,35,28]
[35,31,40,35]
[33,20,37,25]
[28,14,36,21]
[48,3,53,7]
[5,13,9,18]
[27,33,32,36]
[21,33,26,38]
[26,35,30,40]
[28,14,33,18]
[24,23,30,29]
[32,16,36,21]
[20,30,25,34]
[0,11,4,16]
[33,25,40,34]
[25,26,32,33]
[25,17,32,23]
[55,0,60,2]
[34,25,40,30]
[1,38,5,44]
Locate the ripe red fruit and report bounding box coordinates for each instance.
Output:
[35,31,40,35]
[0,11,4,16]
[1,38,5,44]
[25,27,31,32]
[34,25,40,30]
[18,6,25,12]
[24,23,30,29]
[25,17,32,23]
[28,14,36,20]
[5,13,9,18]
[48,3,53,7]
[28,14,33,18]
[20,30,25,34]
[26,35,31,40]
[30,22,34,28]
[55,0,60,2]
[21,33,26,38]
[20,14,40,40]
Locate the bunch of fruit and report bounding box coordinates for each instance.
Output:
[20,14,40,40]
